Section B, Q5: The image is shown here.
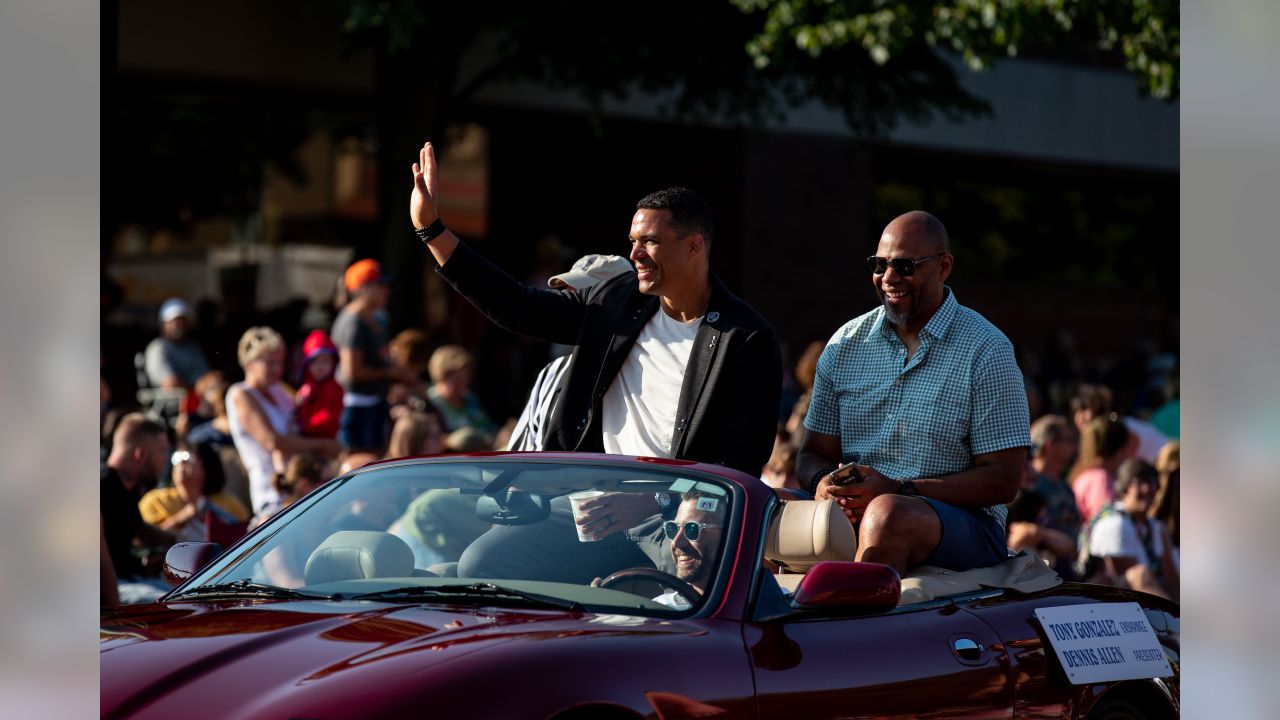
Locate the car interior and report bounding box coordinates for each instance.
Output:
[255,466,734,611]
[303,530,421,586]
[292,497,1060,614]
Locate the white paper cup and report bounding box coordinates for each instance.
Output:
[568,490,606,542]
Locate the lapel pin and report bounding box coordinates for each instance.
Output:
[707,311,720,322]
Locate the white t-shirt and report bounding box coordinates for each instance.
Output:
[602,308,702,457]
[1088,506,1168,568]
[653,589,693,610]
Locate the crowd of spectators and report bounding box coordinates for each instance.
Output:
[100,258,537,604]
[101,257,1179,604]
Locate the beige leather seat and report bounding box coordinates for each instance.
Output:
[763,500,1062,603]
[304,530,415,586]
[764,500,857,592]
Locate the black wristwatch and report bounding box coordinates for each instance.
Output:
[809,469,829,494]
[414,218,447,244]
[896,479,920,497]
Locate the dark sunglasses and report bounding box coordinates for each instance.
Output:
[663,520,721,541]
[866,252,946,277]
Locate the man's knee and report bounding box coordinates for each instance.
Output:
[859,495,937,545]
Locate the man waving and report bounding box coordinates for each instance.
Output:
[409,142,782,582]
[409,142,781,476]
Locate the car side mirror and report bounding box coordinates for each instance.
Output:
[791,561,901,612]
[163,542,223,587]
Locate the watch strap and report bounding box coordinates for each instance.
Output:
[414,218,447,244]
[809,469,829,494]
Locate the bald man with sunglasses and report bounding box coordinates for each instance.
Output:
[797,211,1031,576]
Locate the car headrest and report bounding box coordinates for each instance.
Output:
[764,500,857,571]
[304,530,415,586]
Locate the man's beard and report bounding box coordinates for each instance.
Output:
[882,299,909,325]
[675,555,706,584]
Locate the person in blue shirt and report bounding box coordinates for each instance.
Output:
[797,211,1031,575]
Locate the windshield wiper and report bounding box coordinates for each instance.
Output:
[169,579,332,601]
[350,582,584,612]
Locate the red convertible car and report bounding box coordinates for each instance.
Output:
[101,453,1180,719]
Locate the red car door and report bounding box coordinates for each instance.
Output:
[747,593,1012,719]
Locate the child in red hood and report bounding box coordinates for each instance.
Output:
[295,330,344,439]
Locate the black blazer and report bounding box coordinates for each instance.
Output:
[435,242,783,476]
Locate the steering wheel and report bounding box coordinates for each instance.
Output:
[597,567,699,602]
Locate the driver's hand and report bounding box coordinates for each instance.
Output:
[574,492,658,540]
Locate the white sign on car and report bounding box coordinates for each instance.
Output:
[1034,602,1174,685]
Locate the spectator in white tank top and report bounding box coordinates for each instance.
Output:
[227,326,340,519]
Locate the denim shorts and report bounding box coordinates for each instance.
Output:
[917,497,1011,571]
[340,401,389,451]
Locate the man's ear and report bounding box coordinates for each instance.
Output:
[686,233,705,258]
[938,253,954,282]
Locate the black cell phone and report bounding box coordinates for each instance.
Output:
[827,464,862,486]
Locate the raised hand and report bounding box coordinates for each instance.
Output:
[410,142,439,230]
[409,141,459,266]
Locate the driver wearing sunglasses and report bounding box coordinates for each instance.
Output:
[653,491,726,610]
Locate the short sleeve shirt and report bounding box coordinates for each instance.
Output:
[804,288,1030,528]
[330,308,390,396]
[144,337,209,387]
[102,465,145,579]
[427,387,497,435]
[1073,467,1115,525]
[1088,505,1167,568]
[1033,471,1082,537]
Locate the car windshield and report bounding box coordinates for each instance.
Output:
[179,457,737,615]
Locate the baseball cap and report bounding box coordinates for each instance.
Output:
[547,254,633,290]
[344,259,391,292]
[158,298,192,323]
[302,329,338,361]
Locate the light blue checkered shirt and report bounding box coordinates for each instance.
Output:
[804,288,1030,528]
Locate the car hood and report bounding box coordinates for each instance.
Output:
[101,599,696,718]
